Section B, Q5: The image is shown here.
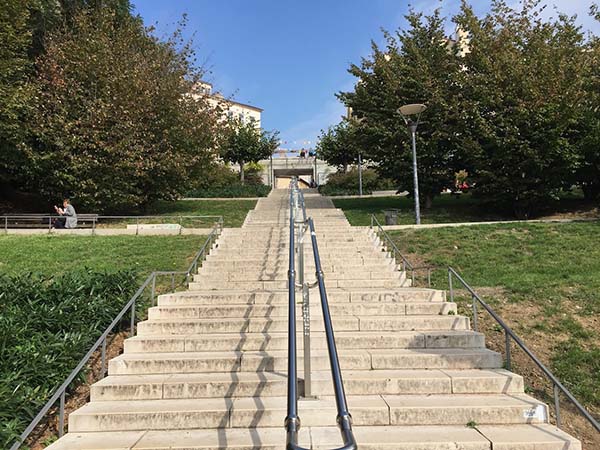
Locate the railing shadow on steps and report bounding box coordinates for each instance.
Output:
[9,217,223,450]
[285,179,357,450]
[370,213,600,436]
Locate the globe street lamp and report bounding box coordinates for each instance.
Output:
[398,103,426,225]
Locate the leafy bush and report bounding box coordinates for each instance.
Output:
[0,270,137,448]
[187,185,271,198]
[319,169,395,196]
[187,162,271,197]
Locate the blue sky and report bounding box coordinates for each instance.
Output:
[132,0,599,149]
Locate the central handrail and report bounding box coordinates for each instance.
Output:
[285,179,357,450]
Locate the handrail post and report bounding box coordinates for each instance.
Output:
[151,275,157,306]
[58,391,65,437]
[101,338,107,377]
[554,384,562,428]
[448,269,454,303]
[299,222,312,399]
[130,299,136,337]
[471,294,478,332]
[505,330,511,371]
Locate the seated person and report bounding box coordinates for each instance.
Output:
[53,198,78,229]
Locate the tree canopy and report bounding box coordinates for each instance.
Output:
[327,0,599,217]
[0,0,224,212]
[219,119,279,183]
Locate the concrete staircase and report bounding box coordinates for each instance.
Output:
[48,189,581,449]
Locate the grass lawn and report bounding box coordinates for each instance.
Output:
[333,193,598,226]
[149,199,256,227]
[389,222,600,415]
[0,235,207,276]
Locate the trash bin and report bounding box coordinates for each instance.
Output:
[383,209,399,225]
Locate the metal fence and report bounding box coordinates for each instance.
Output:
[370,214,436,287]
[2,214,223,234]
[9,219,223,450]
[447,267,600,434]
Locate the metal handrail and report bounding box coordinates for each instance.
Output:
[285,180,357,450]
[448,267,600,434]
[370,214,413,271]
[9,221,222,450]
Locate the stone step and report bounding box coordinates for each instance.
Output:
[157,288,446,306]
[206,252,390,261]
[68,394,547,432]
[48,424,582,450]
[90,369,523,401]
[136,315,467,335]
[312,424,581,450]
[108,348,502,375]
[124,330,485,353]
[193,270,402,282]
[199,261,395,272]
[147,302,456,320]
[188,278,409,290]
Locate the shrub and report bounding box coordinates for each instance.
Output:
[319,169,395,196]
[187,162,271,197]
[0,270,137,448]
[187,184,271,198]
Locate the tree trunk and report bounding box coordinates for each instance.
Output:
[239,160,245,184]
[424,195,433,209]
[582,183,600,201]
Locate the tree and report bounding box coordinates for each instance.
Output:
[454,0,586,217]
[572,4,600,200]
[0,0,34,185]
[220,119,279,183]
[339,8,465,208]
[316,121,360,173]
[23,6,219,212]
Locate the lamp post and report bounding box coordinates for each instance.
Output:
[398,104,426,225]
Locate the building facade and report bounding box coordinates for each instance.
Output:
[195,81,262,127]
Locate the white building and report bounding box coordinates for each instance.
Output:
[195,82,262,127]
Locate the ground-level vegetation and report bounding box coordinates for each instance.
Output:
[0,235,208,275]
[150,199,257,227]
[333,193,599,226]
[0,234,208,448]
[390,222,600,445]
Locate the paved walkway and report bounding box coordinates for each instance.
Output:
[2,228,212,236]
